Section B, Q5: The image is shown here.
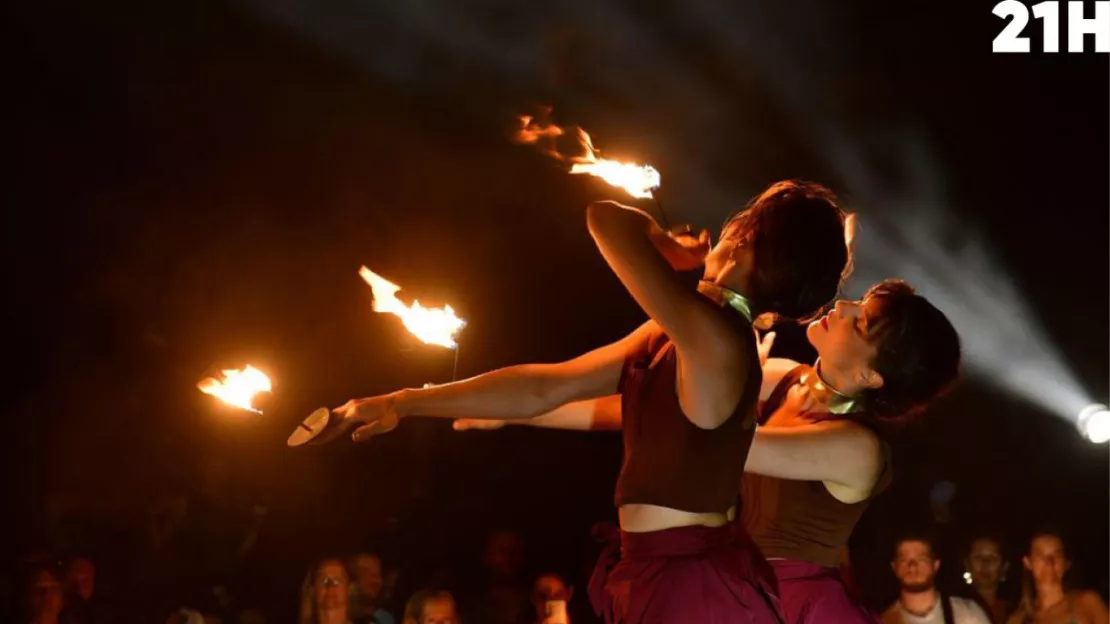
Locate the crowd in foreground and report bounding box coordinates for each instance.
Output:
[10,524,1108,624]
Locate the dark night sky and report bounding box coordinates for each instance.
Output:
[5,0,1108,611]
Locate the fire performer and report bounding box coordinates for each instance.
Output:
[458,280,962,624]
[739,280,961,624]
[334,180,851,623]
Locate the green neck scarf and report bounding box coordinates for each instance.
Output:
[800,360,864,415]
[699,281,754,324]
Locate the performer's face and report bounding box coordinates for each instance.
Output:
[806,297,883,393]
[892,540,939,593]
[1024,535,1069,587]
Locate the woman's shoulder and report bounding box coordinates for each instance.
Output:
[1071,589,1109,614]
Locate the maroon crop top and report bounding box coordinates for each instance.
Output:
[613,305,762,514]
[740,365,893,566]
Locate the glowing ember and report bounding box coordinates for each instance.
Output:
[514,115,660,199]
[359,266,466,349]
[197,365,272,414]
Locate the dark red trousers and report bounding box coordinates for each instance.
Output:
[769,559,878,624]
[589,524,784,624]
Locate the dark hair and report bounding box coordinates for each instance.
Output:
[892,531,939,560]
[859,280,962,421]
[722,180,850,322]
[965,533,1006,556]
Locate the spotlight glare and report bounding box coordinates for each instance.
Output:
[1077,404,1110,444]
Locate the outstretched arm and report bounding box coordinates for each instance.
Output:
[453,351,802,434]
[454,395,623,432]
[336,322,656,441]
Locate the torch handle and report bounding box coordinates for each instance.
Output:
[652,195,671,232]
[451,344,461,382]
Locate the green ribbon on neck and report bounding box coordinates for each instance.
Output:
[700,281,754,324]
[800,360,864,415]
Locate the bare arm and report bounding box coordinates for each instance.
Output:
[745,420,884,495]
[454,353,799,433]
[455,396,623,432]
[393,322,653,421]
[586,201,747,429]
[336,321,657,442]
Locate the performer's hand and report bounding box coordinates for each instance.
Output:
[653,225,710,271]
[452,418,507,431]
[333,393,402,443]
[754,328,776,367]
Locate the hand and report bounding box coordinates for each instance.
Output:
[655,225,711,271]
[754,328,776,367]
[333,393,403,443]
[452,419,507,431]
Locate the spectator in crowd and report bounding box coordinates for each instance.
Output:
[60,556,111,624]
[62,557,95,604]
[301,558,355,624]
[19,566,65,624]
[527,573,573,624]
[403,589,459,624]
[964,536,1013,623]
[473,531,528,624]
[1006,530,1108,624]
[882,534,991,624]
[350,552,394,624]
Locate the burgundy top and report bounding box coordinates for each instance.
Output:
[614,305,761,514]
[740,365,892,567]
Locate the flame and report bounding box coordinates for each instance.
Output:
[514,115,660,199]
[197,365,272,413]
[359,266,466,348]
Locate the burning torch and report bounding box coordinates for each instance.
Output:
[197,365,273,414]
[286,267,467,447]
[514,113,670,230]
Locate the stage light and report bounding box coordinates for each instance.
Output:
[1077,404,1110,444]
[815,131,1100,437]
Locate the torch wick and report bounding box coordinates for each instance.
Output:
[298,421,314,432]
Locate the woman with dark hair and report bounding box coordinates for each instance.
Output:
[1006,530,1107,624]
[333,179,851,622]
[965,535,1013,623]
[737,279,962,624]
[456,279,962,624]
